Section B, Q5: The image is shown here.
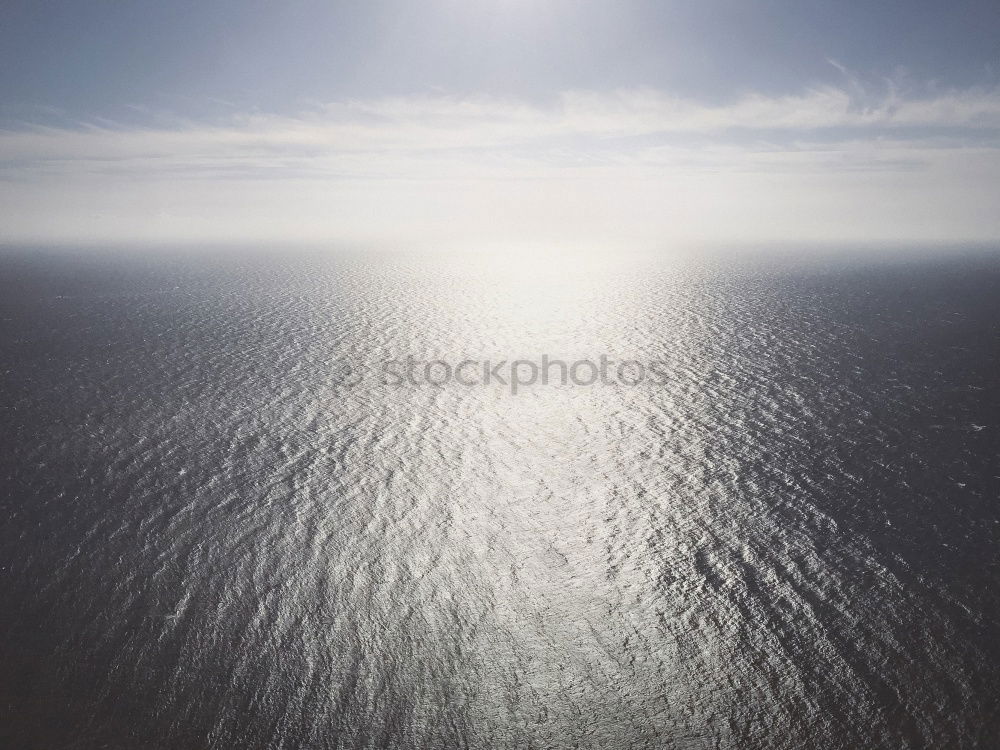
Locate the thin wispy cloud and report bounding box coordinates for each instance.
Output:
[3,83,1000,246]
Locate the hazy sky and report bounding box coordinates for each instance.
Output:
[2,0,1000,246]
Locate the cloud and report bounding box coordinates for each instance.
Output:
[2,85,1000,246]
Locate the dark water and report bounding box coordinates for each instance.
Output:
[1,246,999,749]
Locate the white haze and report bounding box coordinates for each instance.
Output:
[2,84,1000,248]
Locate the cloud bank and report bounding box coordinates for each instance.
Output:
[3,84,1000,247]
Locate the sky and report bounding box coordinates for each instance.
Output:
[2,0,1000,247]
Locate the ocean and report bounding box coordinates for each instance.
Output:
[1,246,999,748]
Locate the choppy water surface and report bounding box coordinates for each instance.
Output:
[1,247,999,749]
